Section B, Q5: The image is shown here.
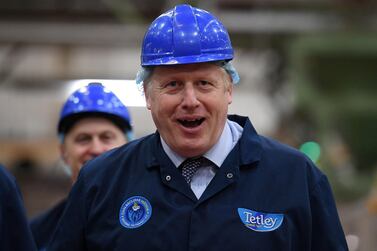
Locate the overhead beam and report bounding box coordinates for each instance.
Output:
[0,21,146,46]
[0,10,376,45]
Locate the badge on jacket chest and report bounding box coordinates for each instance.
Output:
[119,196,152,229]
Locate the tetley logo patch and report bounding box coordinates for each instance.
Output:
[119,196,152,229]
[238,208,284,232]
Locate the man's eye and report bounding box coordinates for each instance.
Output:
[166,81,178,88]
[75,135,91,143]
[100,133,115,142]
[199,80,210,85]
[198,80,212,88]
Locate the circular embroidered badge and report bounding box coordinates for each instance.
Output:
[119,196,152,229]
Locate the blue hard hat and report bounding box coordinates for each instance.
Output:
[58,82,132,134]
[141,4,234,66]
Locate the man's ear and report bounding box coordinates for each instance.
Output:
[144,84,152,110]
[227,81,233,105]
[60,144,68,163]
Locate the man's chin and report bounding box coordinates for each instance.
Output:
[175,144,207,158]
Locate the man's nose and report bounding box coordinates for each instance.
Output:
[181,85,200,108]
[88,138,107,157]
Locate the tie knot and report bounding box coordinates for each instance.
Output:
[180,157,205,184]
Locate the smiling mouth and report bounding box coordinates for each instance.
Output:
[178,118,205,128]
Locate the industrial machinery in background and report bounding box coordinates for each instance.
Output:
[288,34,377,203]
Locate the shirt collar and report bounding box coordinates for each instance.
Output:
[161,119,243,168]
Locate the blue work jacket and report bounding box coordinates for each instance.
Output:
[48,115,348,251]
[0,164,37,251]
[30,199,67,250]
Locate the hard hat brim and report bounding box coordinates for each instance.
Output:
[58,112,132,135]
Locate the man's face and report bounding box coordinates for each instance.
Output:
[60,117,127,184]
[145,63,233,158]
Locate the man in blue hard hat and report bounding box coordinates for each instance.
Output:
[30,82,132,250]
[48,5,348,250]
[0,164,37,251]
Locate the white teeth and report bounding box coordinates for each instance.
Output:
[183,119,200,122]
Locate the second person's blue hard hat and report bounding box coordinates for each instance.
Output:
[141,4,234,66]
[58,82,132,134]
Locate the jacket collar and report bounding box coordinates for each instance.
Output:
[227,114,262,167]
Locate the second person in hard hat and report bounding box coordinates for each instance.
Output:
[30,82,132,250]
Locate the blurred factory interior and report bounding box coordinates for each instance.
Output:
[0,0,377,250]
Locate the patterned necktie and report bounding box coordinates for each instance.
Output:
[180,157,205,184]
